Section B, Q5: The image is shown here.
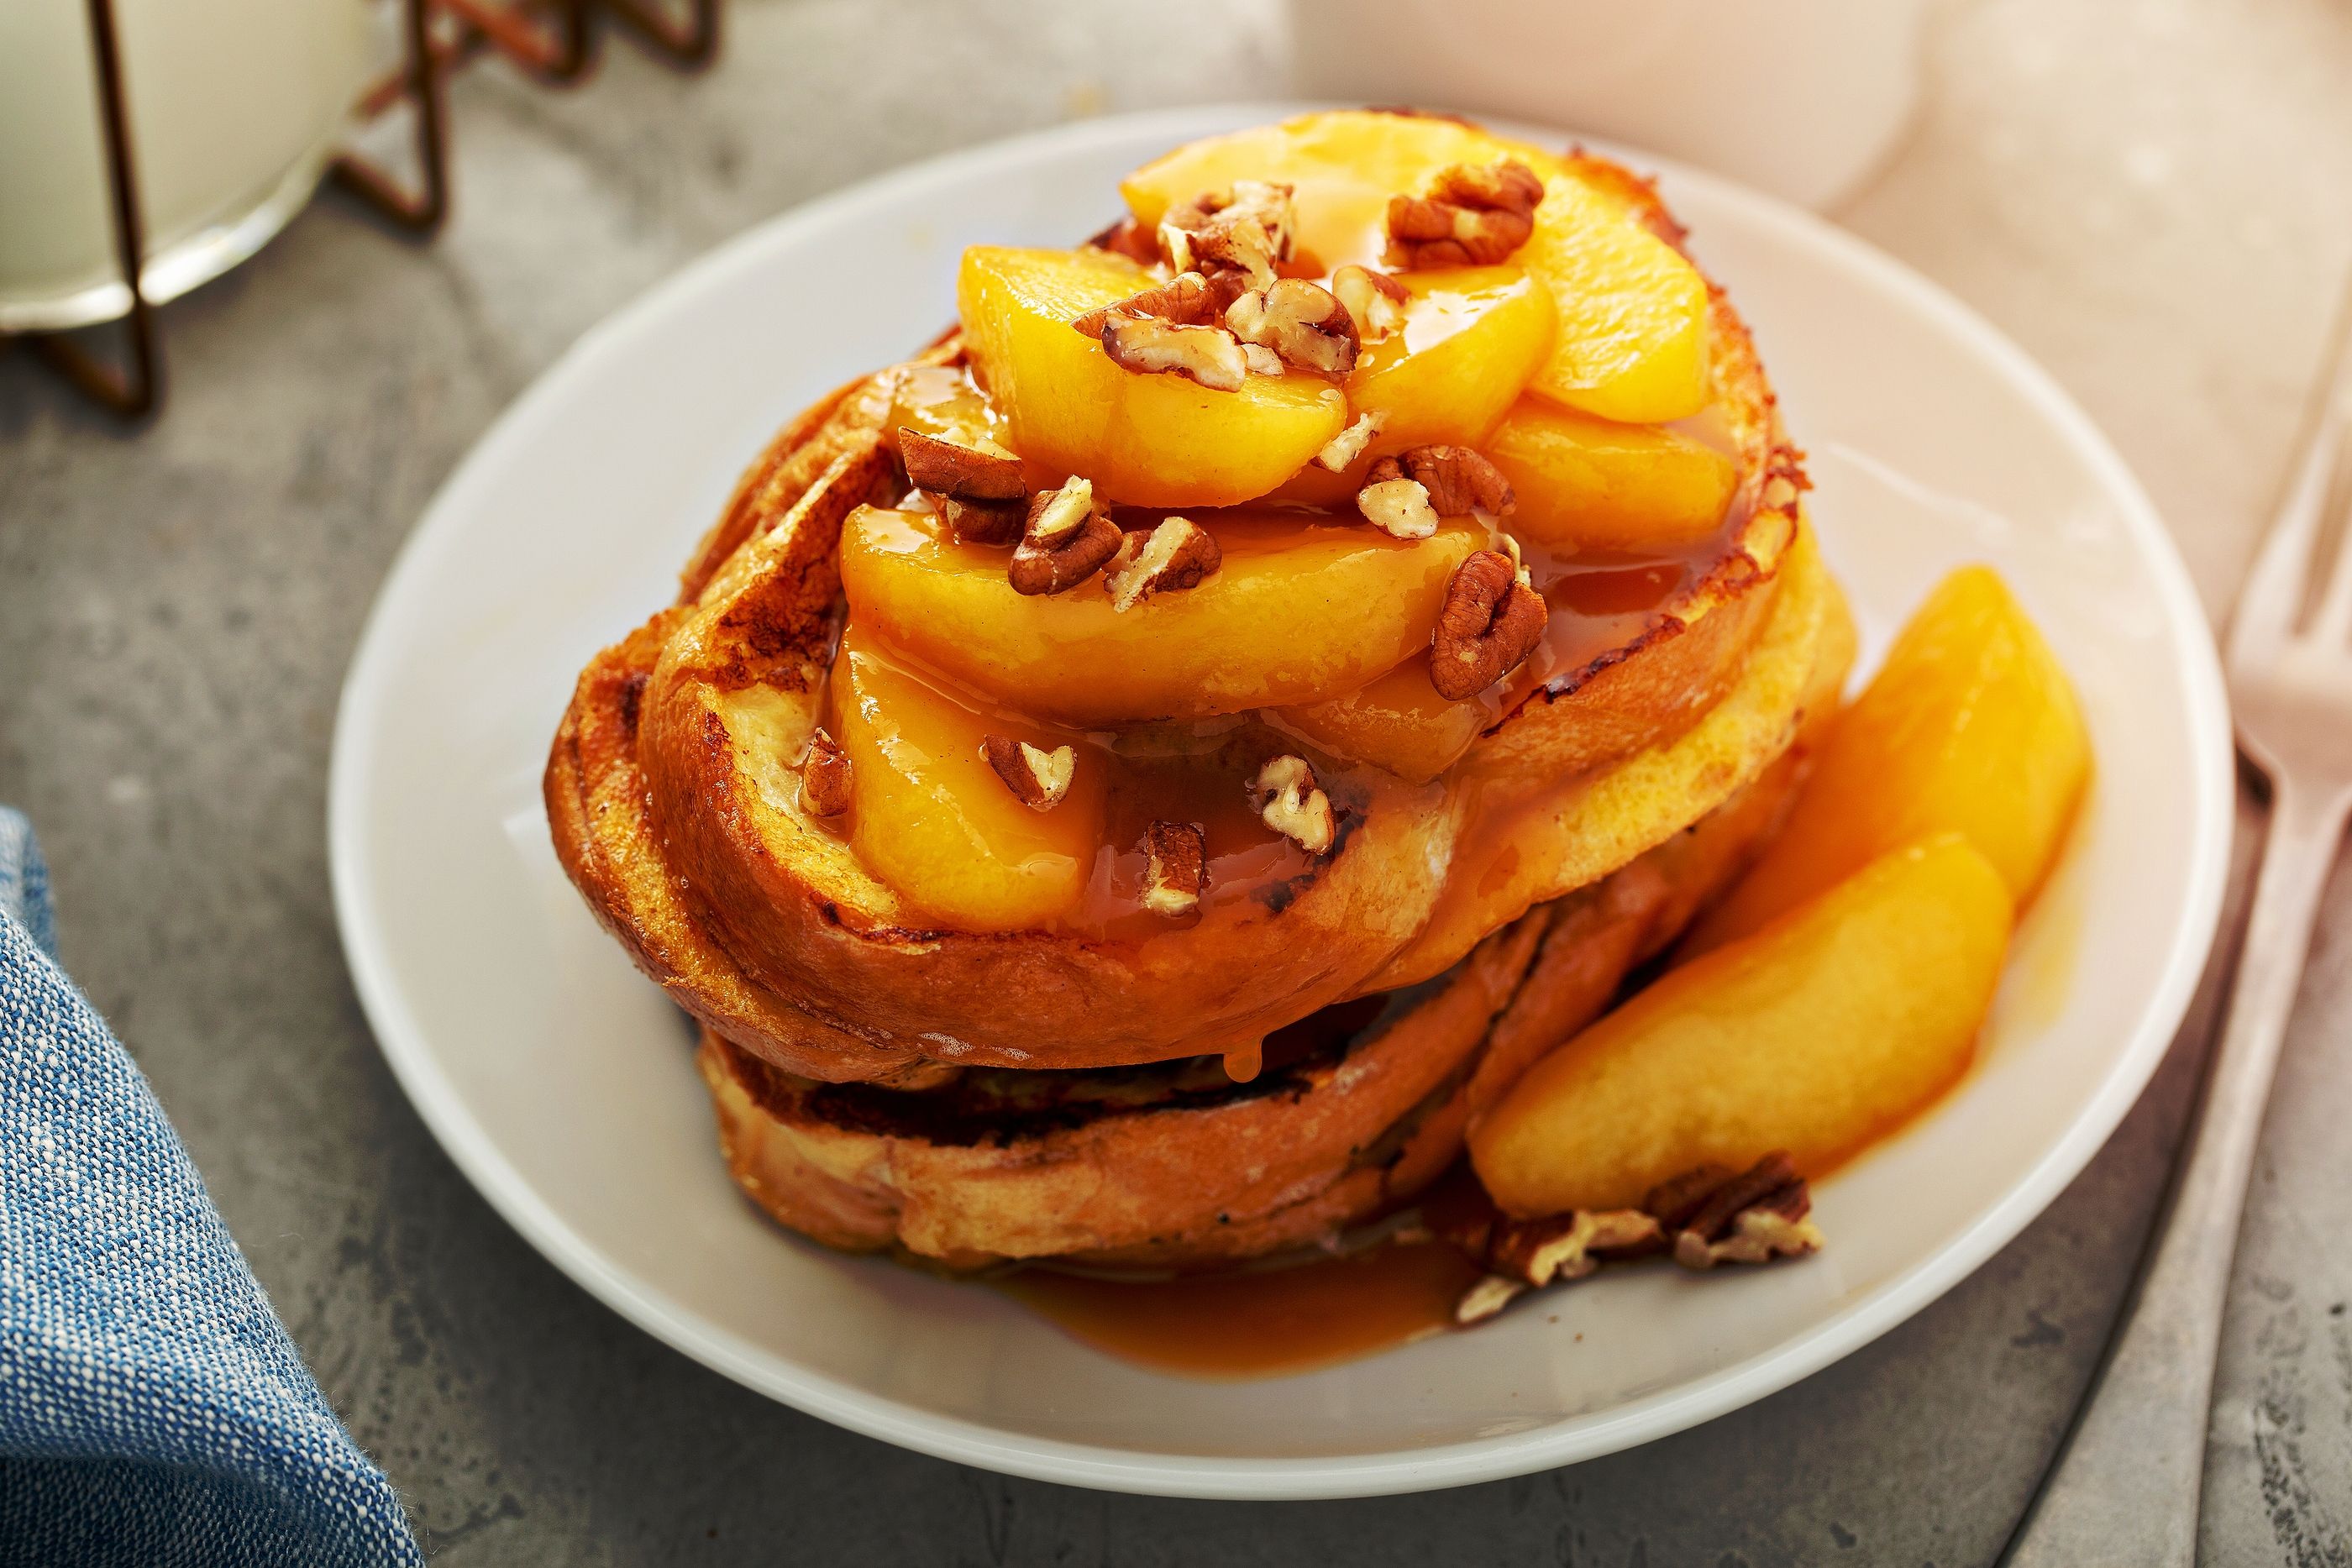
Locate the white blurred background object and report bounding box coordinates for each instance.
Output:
[1289,0,1929,210]
[0,0,371,331]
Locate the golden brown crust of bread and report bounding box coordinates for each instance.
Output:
[1363,529,1855,992]
[697,742,1813,1268]
[545,147,1825,1083]
[1475,175,1803,783]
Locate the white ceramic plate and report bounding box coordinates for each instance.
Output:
[329,105,2233,1498]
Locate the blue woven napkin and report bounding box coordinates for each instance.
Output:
[0,809,422,1566]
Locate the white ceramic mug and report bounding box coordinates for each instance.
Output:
[0,0,372,331]
[1288,0,1929,211]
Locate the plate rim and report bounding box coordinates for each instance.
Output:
[328,101,2235,1499]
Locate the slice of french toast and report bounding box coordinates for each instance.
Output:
[698,737,1814,1268]
[545,135,1847,1083]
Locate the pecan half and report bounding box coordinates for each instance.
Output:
[1142,821,1207,916]
[1644,1152,1824,1270]
[1430,548,1547,700]
[1331,264,1409,343]
[1383,444,1515,517]
[1105,517,1221,611]
[981,734,1075,810]
[1386,160,1544,269]
[1010,480,1122,595]
[1252,754,1336,855]
[1315,411,1387,473]
[896,427,1026,501]
[798,729,852,817]
[1098,314,1249,392]
[1225,278,1359,376]
[1355,469,1439,540]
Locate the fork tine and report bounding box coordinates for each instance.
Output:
[2228,277,2352,669]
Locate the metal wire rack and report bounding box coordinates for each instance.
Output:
[12,0,722,420]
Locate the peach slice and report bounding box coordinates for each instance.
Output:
[1485,397,1737,553]
[839,506,1482,725]
[1472,834,2014,1215]
[1273,656,1487,784]
[1122,110,1710,424]
[1120,109,1553,273]
[831,628,1106,931]
[1520,171,1711,423]
[1685,566,2089,954]
[1347,266,1557,454]
[957,246,1346,508]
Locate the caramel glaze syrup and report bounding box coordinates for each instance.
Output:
[994,989,1486,1379]
[998,1241,1485,1380]
[827,364,1753,993]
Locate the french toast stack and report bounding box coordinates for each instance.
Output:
[545,111,1855,1271]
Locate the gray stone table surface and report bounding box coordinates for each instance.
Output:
[3,0,2350,1561]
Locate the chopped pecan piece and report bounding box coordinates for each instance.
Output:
[1431,1179,1662,1324]
[1225,278,1359,376]
[1071,270,1235,338]
[1444,159,1547,212]
[1315,411,1387,473]
[1453,1275,1528,1325]
[1025,475,1095,547]
[798,729,852,817]
[1492,1207,1662,1285]
[1251,754,1336,855]
[1010,480,1122,595]
[1105,517,1221,611]
[896,427,1026,501]
[1644,1152,1824,1270]
[1098,314,1249,393]
[1384,444,1515,517]
[1160,181,1295,289]
[1356,469,1439,540]
[1171,220,1276,291]
[935,496,1026,547]
[1439,1156,1825,1326]
[1452,1207,1663,1324]
[1385,160,1544,269]
[1331,264,1409,343]
[1431,548,1547,700]
[981,735,1075,810]
[1085,214,1163,265]
[1142,821,1207,915]
[1241,342,1284,378]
